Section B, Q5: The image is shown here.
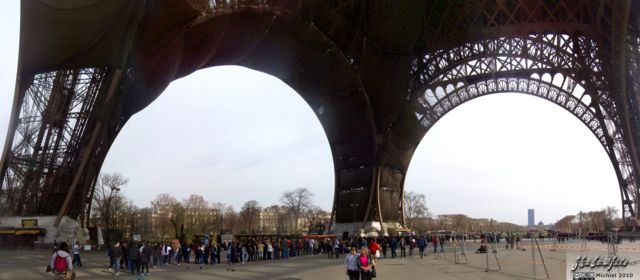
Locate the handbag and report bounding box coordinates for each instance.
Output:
[64,271,76,280]
[53,271,75,280]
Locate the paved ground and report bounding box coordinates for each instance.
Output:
[1,239,639,279]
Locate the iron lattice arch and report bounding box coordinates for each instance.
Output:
[1,0,640,231]
[410,33,639,222]
[1,69,112,215]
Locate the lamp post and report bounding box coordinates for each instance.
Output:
[103,185,120,245]
[112,186,120,231]
[218,208,223,236]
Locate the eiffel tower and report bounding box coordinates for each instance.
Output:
[1,0,639,232]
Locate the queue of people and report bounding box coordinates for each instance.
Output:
[101,236,327,276]
[49,235,397,279]
[106,241,154,275]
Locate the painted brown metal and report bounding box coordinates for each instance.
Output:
[1,0,639,230]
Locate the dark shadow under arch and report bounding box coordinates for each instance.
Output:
[101,5,378,224]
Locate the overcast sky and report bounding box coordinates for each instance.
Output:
[0,2,621,225]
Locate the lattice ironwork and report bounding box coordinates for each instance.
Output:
[0,68,110,216]
[208,0,267,10]
[410,31,640,223]
[416,77,603,144]
[421,0,615,52]
[1,0,639,231]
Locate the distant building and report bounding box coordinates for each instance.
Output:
[259,205,290,234]
[528,209,535,226]
[258,205,332,234]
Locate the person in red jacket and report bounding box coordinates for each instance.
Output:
[432,234,439,253]
[368,238,381,260]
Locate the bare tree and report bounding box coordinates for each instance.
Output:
[91,173,129,230]
[239,200,261,234]
[281,187,313,232]
[183,194,210,236]
[134,207,153,241]
[223,205,238,234]
[212,202,238,234]
[449,214,470,232]
[276,208,290,234]
[403,191,431,229]
[306,206,330,233]
[119,200,138,239]
[210,202,225,234]
[603,206,619,231]
[150,193,179,239]
[555,215,576,233]
[0,173,20,215]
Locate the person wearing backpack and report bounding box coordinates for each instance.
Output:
[49,242,74,279]
[417,235,427,259]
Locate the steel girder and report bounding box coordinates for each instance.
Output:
[408,2,640,226]
[0,68,112,217]
[1,0,639,231]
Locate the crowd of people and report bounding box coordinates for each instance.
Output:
[105,241,155,275]
[99,236,328,276]
[321,235,447,260]
[46,233,464,279]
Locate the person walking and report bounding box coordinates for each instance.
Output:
[432,235,438,253]
[400,237,406,258]
[120,242,128,269]
[210,243,218,265]
[267,241,273,261]
[139,242,151,275]
[112,242,122,275]
[308,238,315,256]
[128,242,138,274]
[409,238,416,257]
[368,239,380,260]
[357,248,375,280]
[257,241,264,261]
[281,238,289,260]
[241,243,248,264]
[107,243,114,271]
[198,243,206,268]
[418,236,427,258]
[72,241,82,267]
[161,242,170,266]
[49,242,74,280]
[345,247,360,280]
[380,238,387,258]
[390,237,397,258]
